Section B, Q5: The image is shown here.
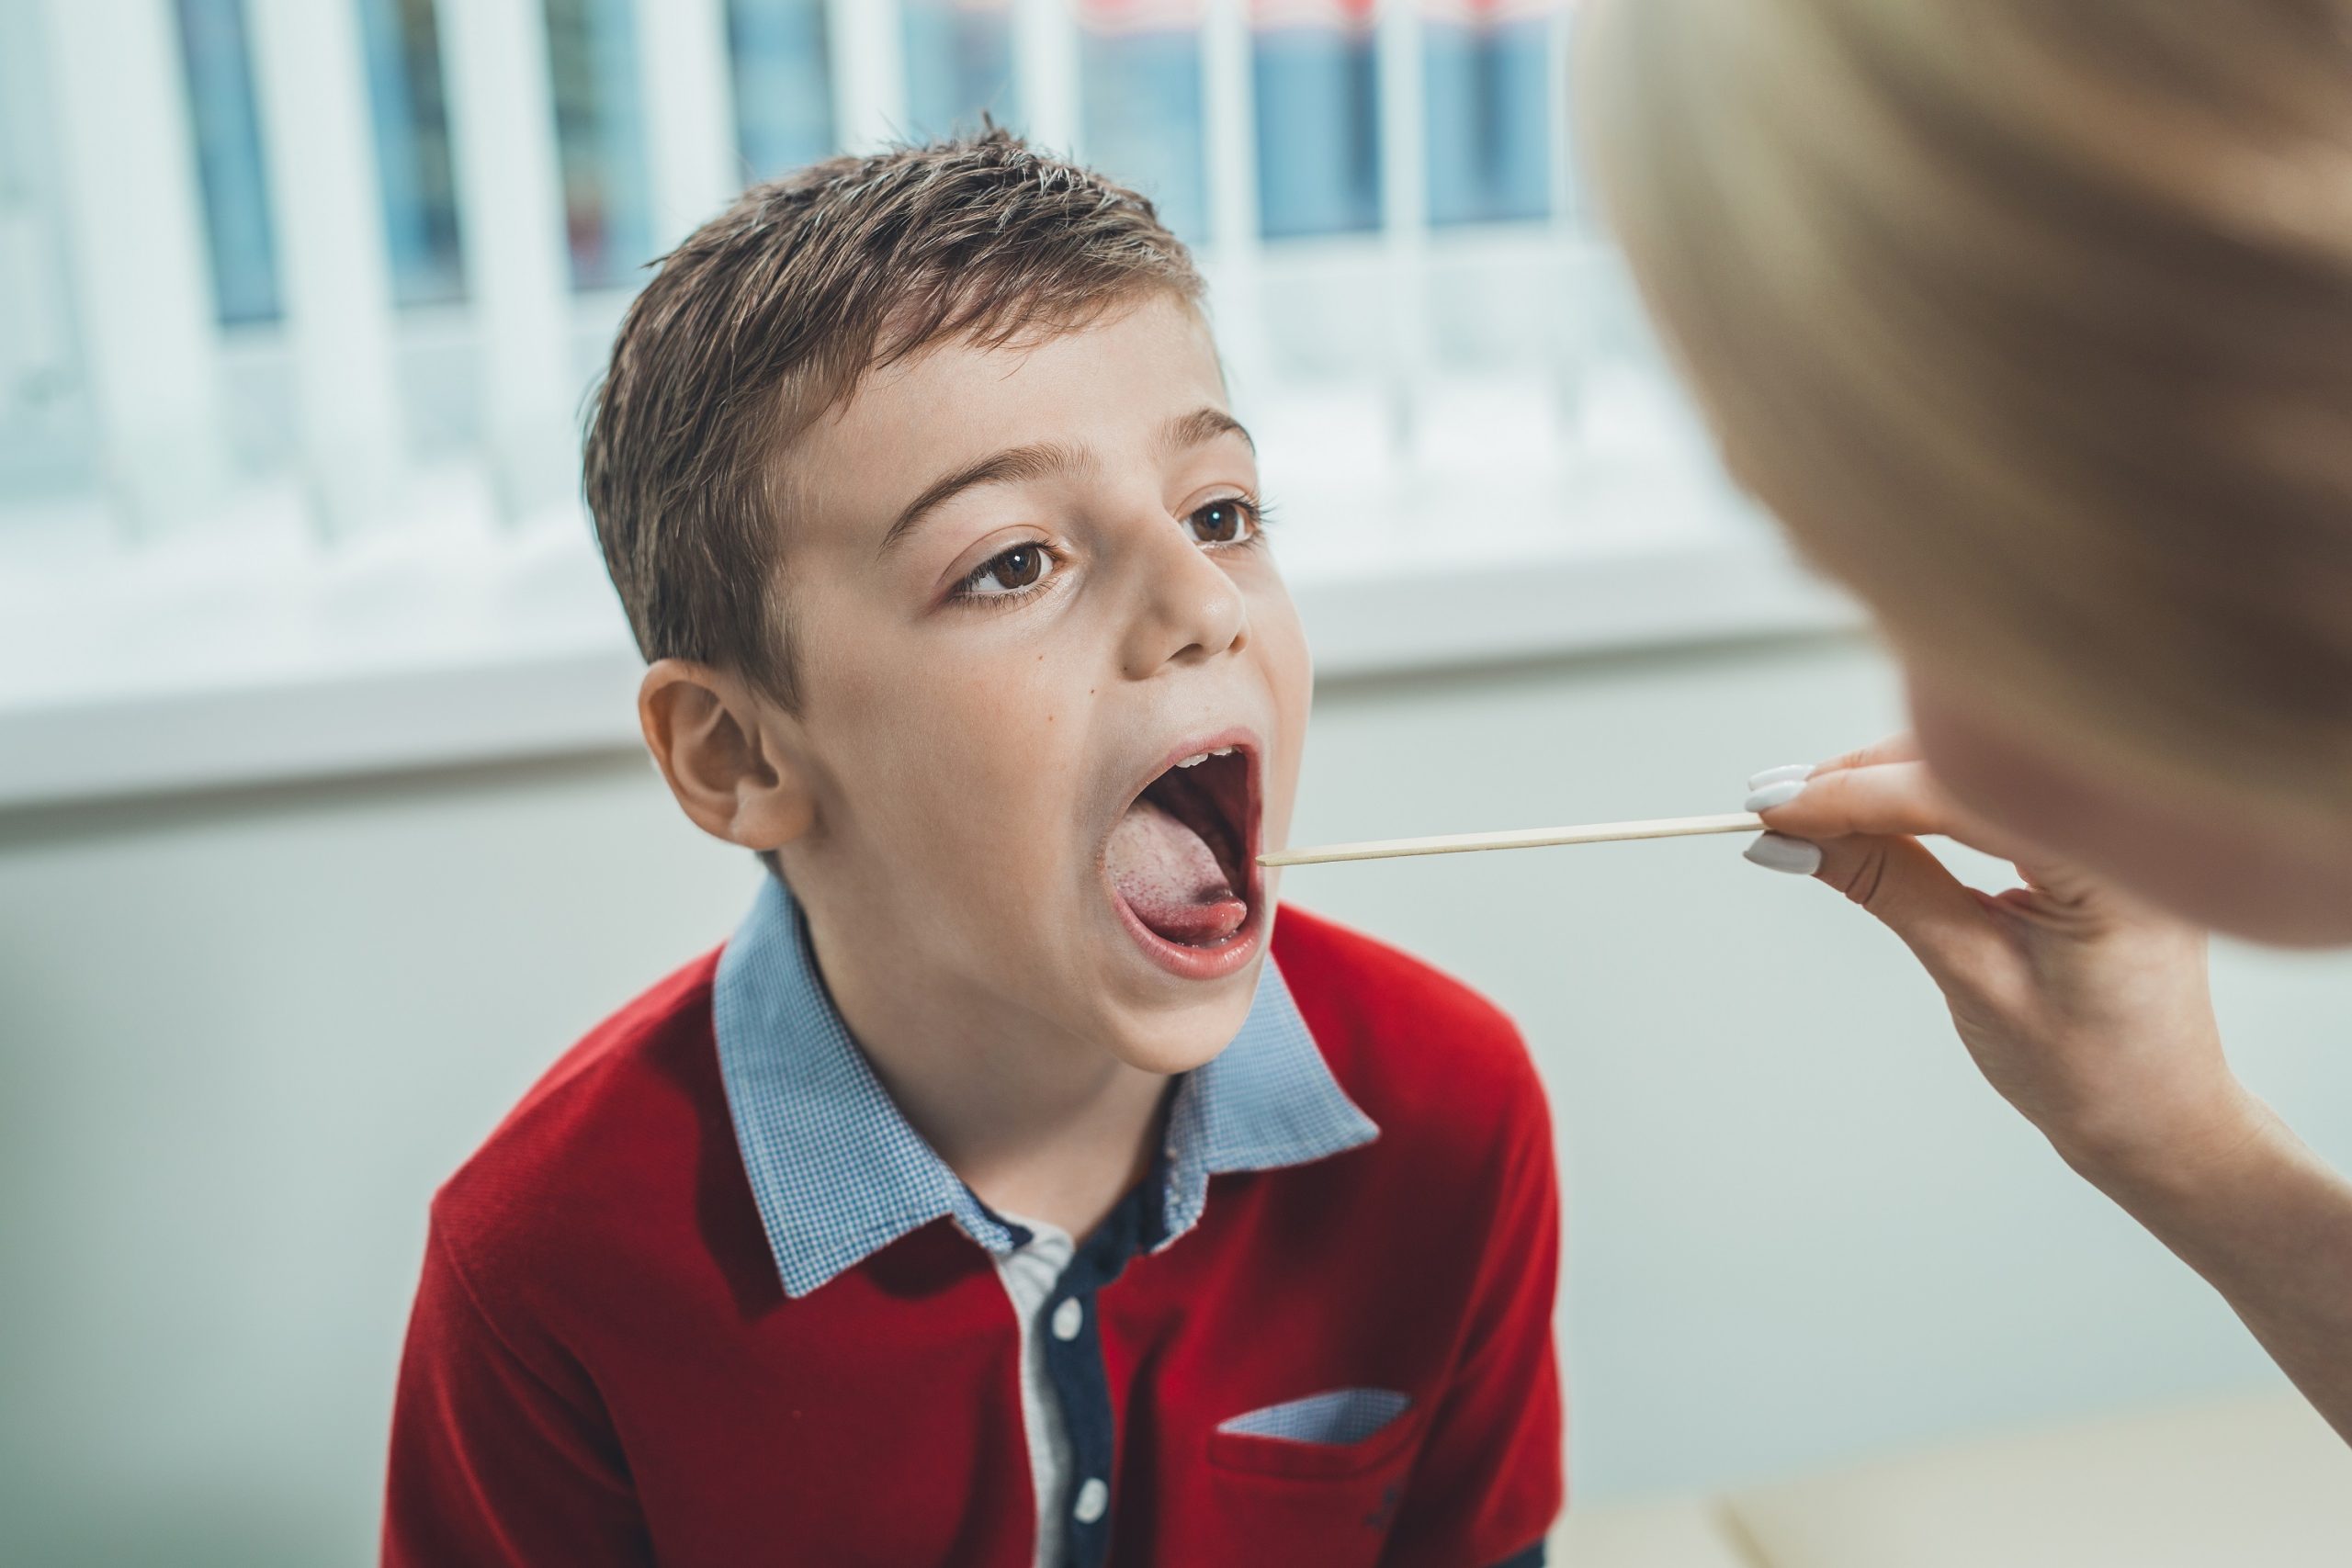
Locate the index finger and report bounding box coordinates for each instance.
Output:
[1746,735,1918,793]
[1755,759,2028,863]
[1806,734,1923,779]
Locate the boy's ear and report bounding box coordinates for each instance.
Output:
[638,660,817,852]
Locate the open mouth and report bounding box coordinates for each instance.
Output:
[1103,740,1260,964]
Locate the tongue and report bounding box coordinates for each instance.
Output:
[1106,796,1247,946]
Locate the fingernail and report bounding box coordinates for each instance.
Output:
[1744,833,1822,875]
[1746,762,1814,791]
[1744,779,1808,812]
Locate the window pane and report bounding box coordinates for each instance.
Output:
[358,0,466,306]
[544,0,655,290]
[0,10,90,495]
[1079,1,1206,243]
[174,0,279,324]
[1252,0,1379,240]
[903,0,1019,141]
[729,0,835,177]
[1424,0,1553,227]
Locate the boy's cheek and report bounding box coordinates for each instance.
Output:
[1248,574,1311,689]
[803,650,1073,863]
[1253,592,1314,811]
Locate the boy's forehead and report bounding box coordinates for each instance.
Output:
[793,296,1229,519]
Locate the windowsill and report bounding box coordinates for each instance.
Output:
[0,488,1854,815]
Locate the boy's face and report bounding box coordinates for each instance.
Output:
[768,293,1311,1073]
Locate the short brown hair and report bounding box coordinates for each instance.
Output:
[584,130,1204,705]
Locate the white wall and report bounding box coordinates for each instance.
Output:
[1,633,2341,1564]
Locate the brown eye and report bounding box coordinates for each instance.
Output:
[1187,499,1254,545]
[961,542,1055,599]
[991,545,1043,587]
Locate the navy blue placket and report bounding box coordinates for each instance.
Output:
[1043,1151,1170,1568]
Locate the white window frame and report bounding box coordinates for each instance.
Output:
[0,0,1856,812]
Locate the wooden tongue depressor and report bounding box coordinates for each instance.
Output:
[1258,812,1766,868]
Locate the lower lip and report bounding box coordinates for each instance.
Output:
[1108,885,1265,981]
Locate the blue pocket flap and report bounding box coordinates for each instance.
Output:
[1217,1388,1412,1446]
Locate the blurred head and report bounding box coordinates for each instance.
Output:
[584,133,1309,1071]
[1580,0,2352,943]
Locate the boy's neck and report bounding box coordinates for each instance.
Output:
[804,906,1170,1242]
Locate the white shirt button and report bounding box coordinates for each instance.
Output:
[1072,1478,1109,1524]
[1051,1297,1084,1342]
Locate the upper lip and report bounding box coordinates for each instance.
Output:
[1103,724,1264,901]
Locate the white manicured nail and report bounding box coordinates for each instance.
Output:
[1744,779,1809,811]
[1744,833,1823,875]
[1746,763,1814,790]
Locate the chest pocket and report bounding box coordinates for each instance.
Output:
[1207,1389,1422,1562]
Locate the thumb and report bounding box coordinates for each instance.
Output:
[1752,831,2015,995]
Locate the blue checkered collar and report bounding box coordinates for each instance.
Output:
[712,874,1379,1299]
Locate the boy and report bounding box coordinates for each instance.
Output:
[384,132,1561,1567]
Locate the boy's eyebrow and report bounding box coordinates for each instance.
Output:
[879,441,1091,555]
[876,411,1251,557]
[1162,406,1254,454]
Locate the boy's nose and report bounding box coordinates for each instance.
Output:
[1118,521,1249,679]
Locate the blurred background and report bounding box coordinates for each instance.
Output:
[1,1,2346,1562]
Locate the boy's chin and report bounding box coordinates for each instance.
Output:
[1102,980,1263,1078]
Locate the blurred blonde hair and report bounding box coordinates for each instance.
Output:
[1579,0,2352,813]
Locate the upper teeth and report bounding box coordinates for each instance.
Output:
[1173,747,1237,769]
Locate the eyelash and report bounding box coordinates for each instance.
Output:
[946,493,1274,610]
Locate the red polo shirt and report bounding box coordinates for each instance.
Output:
[384,902,1564,1565]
